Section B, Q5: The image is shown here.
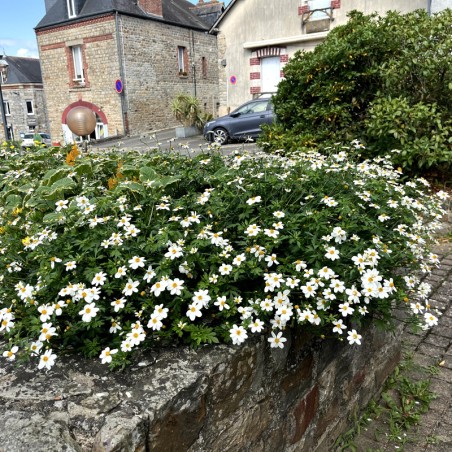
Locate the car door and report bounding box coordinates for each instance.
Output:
[228,100,270,139]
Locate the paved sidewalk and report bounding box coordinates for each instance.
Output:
[350,239,452,451]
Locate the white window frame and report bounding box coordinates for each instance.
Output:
[3,100,10,116]
[67,0,76,18]
[178,46,186,73]
[26,100,34,115]
[72,45,85,82]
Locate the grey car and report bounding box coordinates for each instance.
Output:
[203,98,274,145]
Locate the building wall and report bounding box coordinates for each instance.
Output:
[36,14,123,143]
[37,12,218,142]
[0,84,48,141]
[119,15,219,135]
[216,0,427,115]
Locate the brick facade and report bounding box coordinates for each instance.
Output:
[0,84,48,141]
[37,11,218,142]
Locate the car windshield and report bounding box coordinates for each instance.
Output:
[24,134,34,139]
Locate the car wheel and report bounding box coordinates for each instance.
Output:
[212,128,229,145]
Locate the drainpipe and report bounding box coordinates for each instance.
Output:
[191,30,197,97]
[115,12,127,135]
[427,0,432,15]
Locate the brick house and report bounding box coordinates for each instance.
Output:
[0,55,49,142]
[211,0,432,116]
[35,0,220,144]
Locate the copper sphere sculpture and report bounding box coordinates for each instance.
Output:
[66,106,97,137]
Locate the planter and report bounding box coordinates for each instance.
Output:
[175,126,199,138]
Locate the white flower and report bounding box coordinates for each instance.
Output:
[79,303,99,322]
[245,224,261,237]
[219,264,233,275]
[264,228,280,239]
[65,261,77,271]
[3,345,19,361]
[246,196,262,205]
[192,289,211,308]
[55,200,68,212]
[111,297,126,312]
[147,314,163,331]
[265,254,279,268]
[38,349,57,370]
[92,271,107,286]
[166,278,184,295]
[143,266,156,283]
[128,256,146,270]
[30,341,43,356]
[229,324,248,345]
[39,323,57,342]
[273,211,285,219]
[50,256,62,269]
[123,279,140,296]
[325,246,340,261]
[121,340,133,352]
[347,329,362,345]
[150,279,167,297]
[99,347,118,364]
[186,303,202,321]
[109,321,122,334]
[338,302,354,317]
[38,304,54,323]
[250,318,264,333]
[232,254,246,266]
[268,331,287,349]
[332,319,347,334]
[214,296,230,311]
[114,266,127,279]
[294,260,307,271]
[165,243,184,260]
[424,312,438,327]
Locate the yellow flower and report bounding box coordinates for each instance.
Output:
[22,236,31,246]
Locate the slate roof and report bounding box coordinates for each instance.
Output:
[0,56,43,85]
[190,1,224,27]
[36,0,210,31]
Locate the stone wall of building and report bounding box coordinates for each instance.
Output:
[36,14,124,143]
[120,15,219,135]
[0,84,48,141]
[0,322,402,451]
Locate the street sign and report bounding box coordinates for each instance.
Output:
[230,75,237,85]
[115,79,123,93]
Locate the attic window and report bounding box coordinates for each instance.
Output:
[67,0,76,18]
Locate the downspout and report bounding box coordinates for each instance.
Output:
[191,30,197,97]
[427,0,432,15]
[115,11,127,136]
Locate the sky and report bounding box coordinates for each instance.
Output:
[0,0,231,59]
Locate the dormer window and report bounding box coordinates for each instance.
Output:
[67,0,76,18]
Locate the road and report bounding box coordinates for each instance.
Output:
[90,128,259,155]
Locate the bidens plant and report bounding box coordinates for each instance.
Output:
[0,142,447,370]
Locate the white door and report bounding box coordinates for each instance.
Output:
[261,57,281,93]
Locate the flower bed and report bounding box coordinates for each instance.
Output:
[0,142,447,370]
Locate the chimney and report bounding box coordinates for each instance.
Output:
[137,0,163,17]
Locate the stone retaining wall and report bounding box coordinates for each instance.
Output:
[0,322,402,451]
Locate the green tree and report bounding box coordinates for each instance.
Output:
[261,9,452,175]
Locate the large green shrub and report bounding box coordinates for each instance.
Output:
[0,142,447,369]
[261,9,452,174]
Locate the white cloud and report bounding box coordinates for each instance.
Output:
[16,48,39,58]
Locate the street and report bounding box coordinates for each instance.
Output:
[90,128,259,155]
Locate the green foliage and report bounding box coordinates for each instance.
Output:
[261,9,452,175]
[0,142,447,370]
[171,93,212,129]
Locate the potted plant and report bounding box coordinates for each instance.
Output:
[171,93,202,138]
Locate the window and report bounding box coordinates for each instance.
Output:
[26,100,34,115]
[201,57,207,78]
[308,0,331,19]
[178,46,187,74]
[3,100,10,116]
[67,0,76,18]
[72,45,84,82]
[236,100,269,115]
